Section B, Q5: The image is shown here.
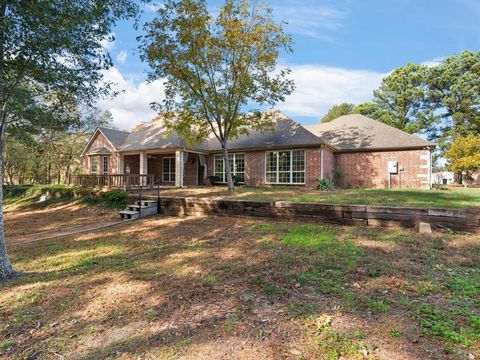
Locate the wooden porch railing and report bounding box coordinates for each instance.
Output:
[69,174,155,190]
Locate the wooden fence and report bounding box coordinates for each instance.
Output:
[157,196,480,232]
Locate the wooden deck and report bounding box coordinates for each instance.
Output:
[69,174,155,190]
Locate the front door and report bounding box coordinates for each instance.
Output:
[198,163,205,185]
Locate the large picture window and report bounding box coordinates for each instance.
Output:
[102,156,109,175]
[214,154,245,183]
[162,157,176,182]
[90,156,98,174]
[265,150,305,184]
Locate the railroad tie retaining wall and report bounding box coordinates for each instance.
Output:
[157,197,480,232]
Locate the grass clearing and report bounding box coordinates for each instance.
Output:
[1,207,480,359]
[154,186,480,209]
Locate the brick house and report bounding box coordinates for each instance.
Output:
[79,112,435,189]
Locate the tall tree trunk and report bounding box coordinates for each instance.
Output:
[0,135,15,279]
[222,141,234,193]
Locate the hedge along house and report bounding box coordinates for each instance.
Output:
[76,112,435,190]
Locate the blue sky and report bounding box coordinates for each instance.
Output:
[98,0,480,130]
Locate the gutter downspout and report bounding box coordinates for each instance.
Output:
[428,147,432,189]
[320,147,324,180]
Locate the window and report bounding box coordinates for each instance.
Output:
[90,156,98,174]
[102,156,109,175]
[265,150,305,184]
[214,154,245,183]
[162,157,176,182]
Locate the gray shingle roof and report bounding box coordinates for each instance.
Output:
[119,112,324,152]
[87,146,112,155]
[304,114,436,151]
[98,127,130,149]
[119,118,190,152]
[206,114,324,151]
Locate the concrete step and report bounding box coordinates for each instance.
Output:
[136,200,158,207]
[118,210,140,220]
[128,204,156,211]
[119,203,159,219]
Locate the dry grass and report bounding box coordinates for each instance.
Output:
[4,201,119,242]
[148,186,480,209]
[1,206,479,359]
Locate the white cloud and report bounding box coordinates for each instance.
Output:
[272,1,345,41]
[278,64,386,118]
[421,57,444,67]
[144,2,164,12]
[98,64,385,129]
[97,67,166,131]
[116,50,128,64]
[100,32,116,51]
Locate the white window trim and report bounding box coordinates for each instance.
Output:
[90,156,98,175]
[213,153,245,183]
[102,156,109,175]
[264,149,306,185]
[162,156,176,182]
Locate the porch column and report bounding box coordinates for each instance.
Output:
[175,150,184,188]
[139,151,148,185]
[118,154,124,174]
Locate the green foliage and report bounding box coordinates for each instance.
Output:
[445,134,480,180]
[286,301,317,318]
[445,269,480,300]
[371,63,435,134]
[316,179,335,191]
[139,0,294,191]
[280,224,338,249]
[428,50,480,148]
[263,283,282,296]
[320,103,354,123]
[415,303,480,346]
[101,190,128,204]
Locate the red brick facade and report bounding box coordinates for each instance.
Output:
[206,147,334,189]
[334,149,431,189]
[82,132,431,189]
[82,131,119,174]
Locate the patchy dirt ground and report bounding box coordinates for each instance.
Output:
[1,211,479,359]
[4,201,119,243]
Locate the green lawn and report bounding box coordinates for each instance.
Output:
[2,211,479,359]
[159,186,480,209]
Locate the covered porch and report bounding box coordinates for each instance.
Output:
[71,149,208,189]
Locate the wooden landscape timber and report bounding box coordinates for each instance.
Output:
[156,196,480,232]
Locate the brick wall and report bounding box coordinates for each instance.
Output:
[206,147,332,189]
[82,131,119,174]
[335,149,430,189]
[183,152,198,186]
[323,149,335,181]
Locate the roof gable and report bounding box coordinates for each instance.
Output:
[98,127,130,148]
[304,114,435,151]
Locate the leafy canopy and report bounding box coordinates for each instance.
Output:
[427,50,480,147]
[139,0,294,146]
[320,103,354,123]
[445,134,480,180]
[1,0,138,140]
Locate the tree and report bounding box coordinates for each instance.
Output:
[427,51,480,149]
[371,63,435,133]
[320,103,354,123]
[445,134,480,184]
[0,1,138,279]
[139,0,294,192]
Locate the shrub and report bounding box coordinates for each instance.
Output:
[208,175,222,185]
[333,169,344,184]
[102,190,128,203]
[316,179,335,191]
